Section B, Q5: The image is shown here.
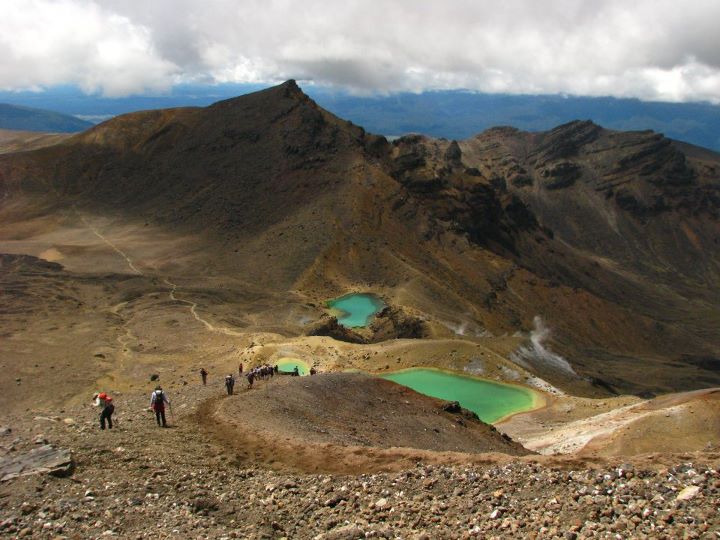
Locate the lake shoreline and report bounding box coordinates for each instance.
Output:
[372,366,549,424]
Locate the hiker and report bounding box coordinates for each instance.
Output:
[310,367,317,376]
[247,370,255,388]
[150,386,170,427]
[293,366,299,377]
[225,374,235,395]
[238,363,243,375]
[93,392,115,430]
[200,367,208,385]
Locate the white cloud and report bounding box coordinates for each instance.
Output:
[0,0,177,96]
[2,0,720,102]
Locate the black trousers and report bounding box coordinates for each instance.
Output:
[155,408,166,427]
[100,406,113,430]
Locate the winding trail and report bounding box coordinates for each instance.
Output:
[73,211,144,373]
[108,301,138,365]
[164,278,245,337]
[76,213,143,275]
[75,212,245,341]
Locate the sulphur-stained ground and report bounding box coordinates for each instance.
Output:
[499,388,720,457]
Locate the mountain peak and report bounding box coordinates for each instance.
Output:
[209,80,309,112]
[280,78,302,94]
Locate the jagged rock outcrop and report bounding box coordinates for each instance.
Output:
[305,315,366,344]
[531,120,602,163]
[306,307,429,344]
[539,161,582,190]
[368,306,429,341]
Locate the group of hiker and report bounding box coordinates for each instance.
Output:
[93,385,170,429]
[92,385,171,430]
[223,363,280,394]
[93,362,317,430]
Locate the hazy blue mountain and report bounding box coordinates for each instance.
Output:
[315,91,720,151]
[1,85,719,150]
[0,103,93,133]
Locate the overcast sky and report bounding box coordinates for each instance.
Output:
[2,0,720,102]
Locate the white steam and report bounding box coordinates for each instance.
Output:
[441,318,491,338]
[511,316,576,376]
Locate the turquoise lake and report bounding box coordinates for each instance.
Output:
[327,293,385,328]
[276,358,310,376]
[380,368,540,423]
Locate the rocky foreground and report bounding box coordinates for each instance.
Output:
[0,378,719,539]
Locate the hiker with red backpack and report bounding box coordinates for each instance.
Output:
[150,386,170,427]
[93,392,115,430]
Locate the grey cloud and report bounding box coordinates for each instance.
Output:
[3,0,720,102]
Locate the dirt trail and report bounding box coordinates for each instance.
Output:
[164,278,245,337]
[522,402,645,454]
[76,213,143,275]
[75,211,247,340]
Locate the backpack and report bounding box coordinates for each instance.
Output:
[154,390,164,404]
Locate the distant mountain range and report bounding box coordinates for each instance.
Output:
[319,92,720,152]
[1,84,720,150]
[0,103,93,133]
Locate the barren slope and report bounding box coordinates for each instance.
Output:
[207,372,529,473]
[0,80,718,409]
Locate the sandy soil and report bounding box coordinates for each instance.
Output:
[500,388,720,457]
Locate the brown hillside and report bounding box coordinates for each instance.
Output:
[0,81,718,399]
[206,372,530,473]
[0,128,71,154]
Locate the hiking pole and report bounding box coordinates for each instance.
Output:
[168,402,175,425]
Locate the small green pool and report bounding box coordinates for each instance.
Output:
[327,293,385,328]
[380,368,541,423]
[276,357,310,376]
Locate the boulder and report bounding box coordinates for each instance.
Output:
[0,445,73,481]
[676,486,701,501]
[442,401,462,413]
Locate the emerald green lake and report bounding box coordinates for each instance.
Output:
[380,368,540,423]
[276,358,309,376]
[327,293,385,328]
